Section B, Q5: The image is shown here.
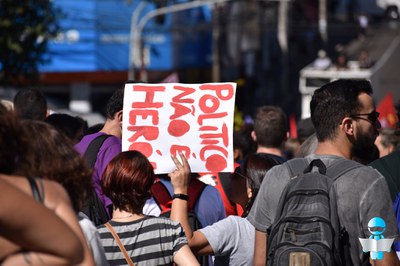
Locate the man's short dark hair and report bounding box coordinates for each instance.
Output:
[253,106,287,148]
[310,79,373,142]
[105,88,124,120]
[13,88,47,121]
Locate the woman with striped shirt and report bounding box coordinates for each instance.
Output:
[97,150,199,266]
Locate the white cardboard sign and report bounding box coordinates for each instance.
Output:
[122,82,236,174]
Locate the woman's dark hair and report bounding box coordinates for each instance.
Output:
[101,150,155,214]
[0,104,33,175]
[241,153,279,217]
[20,120,92,212]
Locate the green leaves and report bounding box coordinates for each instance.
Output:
[0,0,61,85]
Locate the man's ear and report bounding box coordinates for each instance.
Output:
[116,110,123,123]
[251,130,257,142]
[340,117,354,136]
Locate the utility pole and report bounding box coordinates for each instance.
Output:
[212,3,221,82]
[319,0,327,44]
[277,0,290,109]
[277,0,288,53]
[129,1,147,80]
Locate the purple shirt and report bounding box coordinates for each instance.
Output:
[75,132,121,210]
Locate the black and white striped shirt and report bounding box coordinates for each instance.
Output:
[97,216,187,266]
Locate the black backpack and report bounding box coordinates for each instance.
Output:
[267,158,361,266]
[151,178,208,266]
[80,134,111,226]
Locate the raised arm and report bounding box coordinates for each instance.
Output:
[169,153,200,265]
[0,179,84,265]
[170,153,192,238]
[169,153,213,255]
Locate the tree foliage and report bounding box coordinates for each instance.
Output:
[0,0,60,86]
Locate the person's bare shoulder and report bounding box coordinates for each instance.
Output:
[0,174,71,210]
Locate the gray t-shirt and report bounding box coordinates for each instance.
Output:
[200,215,255,266]
[247,154,398,265]
[97,216,187,265]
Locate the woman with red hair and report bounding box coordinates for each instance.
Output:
[97,150,199,266]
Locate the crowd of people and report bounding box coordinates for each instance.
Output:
[0,78,399,265]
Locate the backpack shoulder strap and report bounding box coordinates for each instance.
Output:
[187,179,207,211]
[84,134,111,168]
[287,157,361,180]
[151,181,173,213]
[326,158,362,180]
[286,158,309,177]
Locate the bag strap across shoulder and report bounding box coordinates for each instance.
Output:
[84,134,111,168]
[104,222,135,266]
[82,134,112,223]
[325,158,362,181]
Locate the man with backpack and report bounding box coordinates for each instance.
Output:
[75,87,124,225]
[248,79,399,265]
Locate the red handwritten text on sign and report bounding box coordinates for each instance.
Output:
[122,83,236,174]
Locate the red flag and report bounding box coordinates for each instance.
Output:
[289,114,297,138]
[377,92,398,128]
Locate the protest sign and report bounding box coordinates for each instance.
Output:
[122,82,236,174]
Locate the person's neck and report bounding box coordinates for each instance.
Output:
[314,139,351,159]
[256,146,283,157]
[100,120,121,139]
[112,209,144,221]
